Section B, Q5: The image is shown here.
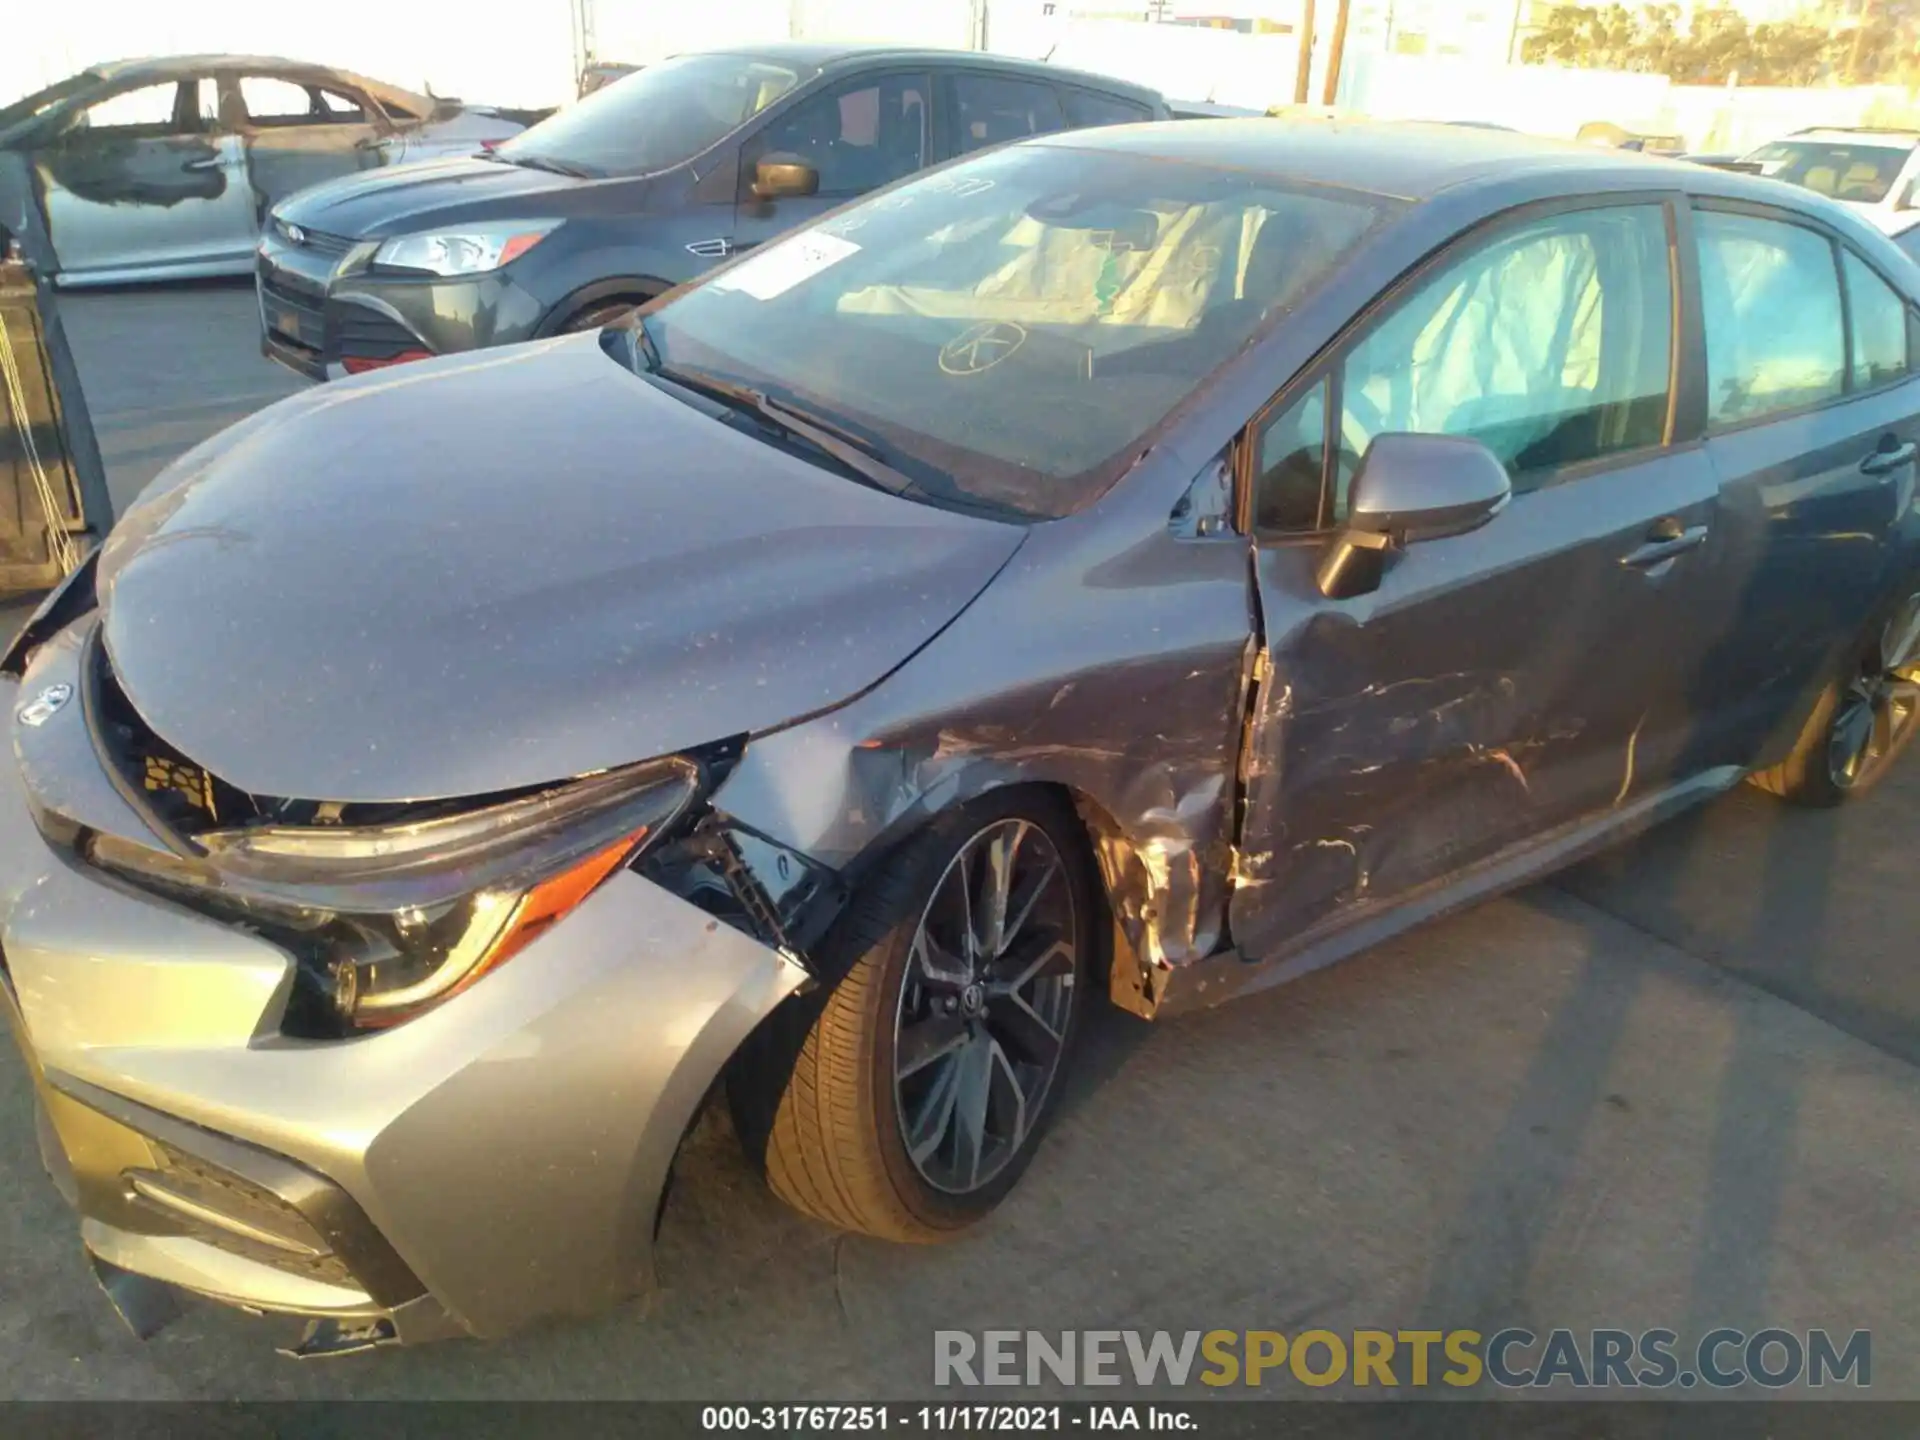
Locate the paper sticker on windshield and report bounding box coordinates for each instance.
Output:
[712,232,861,300]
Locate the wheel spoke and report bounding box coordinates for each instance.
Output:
[906,1052,963,1166]
[1832,692,1877,781]
[1000,851,1061,954]
[978,821,1027,960]
[897,1010,970,1080]
[988,927,1075,992]
[914,929,971,990]
[1885,600,1920,674]
[985,1038,1030,1152]
[948,1036,996,1189]
[987,989,1064,1070]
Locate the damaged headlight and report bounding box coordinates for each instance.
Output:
[89,757,699,1034]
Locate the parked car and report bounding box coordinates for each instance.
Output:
[0,57,535,287]
[7,121,1919,1354]
[255,42,1169,380]
[1683,152,1763,174]
[1735,127,1920,240]
[578,62,640,98]
[1575,120,1687,156]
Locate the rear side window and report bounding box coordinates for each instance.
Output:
[1061,89,1151,129]
[1842,249,1909,388]
[239,77,320,125]
[1695,210,1844,425]
[948,74,1066,155]
[1330,204,1672,512]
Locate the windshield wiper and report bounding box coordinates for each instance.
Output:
[484,150,597,179]
[644,355,915,498]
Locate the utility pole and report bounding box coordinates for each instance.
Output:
[1321,0,1351,105]
[1849,0,1878,84]
[1294,0,1317,105]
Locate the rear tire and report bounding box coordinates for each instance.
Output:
[1750,590,1920,806]
[730,790,1094,1242]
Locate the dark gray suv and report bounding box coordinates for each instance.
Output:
[256,43,1167,379]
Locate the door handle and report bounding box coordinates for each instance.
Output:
[1621,522,1709,569]
[183,155,225,172]
[1861,441,1917,476]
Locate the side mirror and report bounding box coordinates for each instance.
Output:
[752,153,819,201]
[1316,433,1512,600]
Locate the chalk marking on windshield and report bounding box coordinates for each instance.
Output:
[711,231,862,300]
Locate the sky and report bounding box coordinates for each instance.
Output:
[2,0,1013,110]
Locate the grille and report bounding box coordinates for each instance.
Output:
[335,305,424,360]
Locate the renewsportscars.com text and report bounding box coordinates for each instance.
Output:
[933,1328,1871,1390]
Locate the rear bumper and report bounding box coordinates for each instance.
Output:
[1,658,808,1344]
[254,235,546,382]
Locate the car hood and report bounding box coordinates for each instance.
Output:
[273,155,597,238]
[95,336,1025,804]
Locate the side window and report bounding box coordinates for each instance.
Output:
[948,74,1066,156]
[1252,381,1329,533]
[317,88,369,122]
[238,77,321,126]
[72,82,182,135]
[752,75,927,196]
[1842,249,1909,389]
[1061,89,1151,130]
[1332,205,1672,518]
[1695,209,1844,425]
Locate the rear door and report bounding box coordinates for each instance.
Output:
[224,73,387,212]
[1056,86,1155,133]
[1688,203,1920,755]
[1231,198,1732,957]
[730,71,931,255]
[34,76,254,280]
[936,70,1067,162]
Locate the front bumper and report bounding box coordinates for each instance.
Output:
[0,651,808,1344]
[255,232,548,382]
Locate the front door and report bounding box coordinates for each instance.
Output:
[729,71,930,257]
[1231,200,1730,960]
[36,77,255,280]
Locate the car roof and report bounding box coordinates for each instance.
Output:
[702,41,1164,104]
[82,55,434,112]
[1033,115,1886,209]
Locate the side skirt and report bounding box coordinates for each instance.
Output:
[1156,764,1746,1017]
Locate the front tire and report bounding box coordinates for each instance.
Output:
[733,791,1093,1242]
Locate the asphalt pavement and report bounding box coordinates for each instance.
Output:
[1,280,1916,1401]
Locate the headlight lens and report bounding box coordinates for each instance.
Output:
[88,756,699,1033]
[371,222,557,277]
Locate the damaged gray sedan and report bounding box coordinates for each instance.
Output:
[5,120,1920,1353]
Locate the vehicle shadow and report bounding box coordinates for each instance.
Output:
[1408,538,1884,1393]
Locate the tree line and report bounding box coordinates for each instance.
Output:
[1522,2,1920,86]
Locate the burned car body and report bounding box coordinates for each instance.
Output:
[5,121,1920,1351]
[0,57,535,287]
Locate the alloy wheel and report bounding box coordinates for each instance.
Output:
[1828,593,1920,792]
[892,818,1078,1196]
